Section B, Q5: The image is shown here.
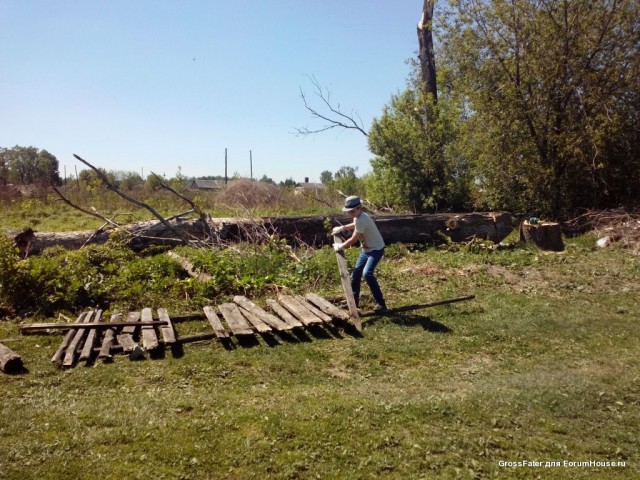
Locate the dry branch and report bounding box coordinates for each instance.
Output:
[74,154,192,245]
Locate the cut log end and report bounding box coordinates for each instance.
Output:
[0,342,24,374]
[520,221,565,251]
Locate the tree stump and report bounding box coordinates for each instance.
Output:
[520,221,564,251]
[0,342,24,374]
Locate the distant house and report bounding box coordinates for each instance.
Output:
[187,179,222,191]
[295,177,325,196]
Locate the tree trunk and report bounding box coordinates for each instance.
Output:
[519,221,564,251]
[418,0,437,101]
[9,212,513,256]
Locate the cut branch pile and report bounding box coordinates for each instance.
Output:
[564,208,640,254]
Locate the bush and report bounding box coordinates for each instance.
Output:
[0,235,341,317]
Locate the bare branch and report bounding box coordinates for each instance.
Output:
[293,75,368,137]
[52,186,120,229]
[150,171,203,217]
[73,154,192,246]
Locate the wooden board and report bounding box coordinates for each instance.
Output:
[218,303,254,336]
[52,312,86,365]
[63,310,95,367]
[266,299,303,328]
[21,320,166,332]
[141,308,159,351]
[234,296,292,331]
[203,306,229,338]
[157,308,176,345]
[333,234,362,331]
[305,293,351,321]
[98,311,121,360]
[237,307,272,333]
[277,295,323,326]
[79,309,103,362]
[117,311,140,352]
[294,295,332,323]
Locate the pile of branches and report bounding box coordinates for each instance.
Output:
[564,208,640,253]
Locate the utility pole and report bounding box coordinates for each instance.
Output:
[224,148,228,185]
[250,150,253,180]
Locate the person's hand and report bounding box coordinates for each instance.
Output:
[332,226,345,235]
[333,243,344,252]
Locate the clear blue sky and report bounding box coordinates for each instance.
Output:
[1,1,420,183]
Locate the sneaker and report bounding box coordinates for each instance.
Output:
[373,303,387,313]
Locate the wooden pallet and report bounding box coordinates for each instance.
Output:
[46,294,354,368]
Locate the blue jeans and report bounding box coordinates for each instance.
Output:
[351,248,385,307]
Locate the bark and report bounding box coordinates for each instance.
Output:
[0,342,23,373]
[9,212,513,256]
[418,0,438,101]
[519,221,565,251]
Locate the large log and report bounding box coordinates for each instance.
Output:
[9,212,512,255]
[0,342,23,373]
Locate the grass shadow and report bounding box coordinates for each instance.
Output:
[236,335,261,348]
[392,314,452,333]
[364,312,452,333]
[170,343,185,358]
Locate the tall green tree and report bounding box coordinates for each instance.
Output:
[367,81,472,212]
[0,146,62,186]
[443,0,640,217]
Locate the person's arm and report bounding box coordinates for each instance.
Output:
[340,230,363,249]
[331,222,355,235]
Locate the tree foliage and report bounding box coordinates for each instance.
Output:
[367,84,473,212]
[0,145,62,186]
[442,0,640,217]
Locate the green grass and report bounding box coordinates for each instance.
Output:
[1,236,639,479]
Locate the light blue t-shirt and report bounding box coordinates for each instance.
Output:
[354,212,385,252]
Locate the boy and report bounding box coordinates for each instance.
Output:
[332,196,387,312]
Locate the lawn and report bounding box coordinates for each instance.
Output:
[1,235,639,479]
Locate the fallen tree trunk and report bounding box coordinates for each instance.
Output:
[9,212,512,256]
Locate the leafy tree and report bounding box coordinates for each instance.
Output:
[442,0,640,217]
[367,82,472,212]
[279,178,297,189]
[115,171,144,191]
[331,166,365,196]
[259,174,275,184]
[0,146,62,186]
[320,170,333,184]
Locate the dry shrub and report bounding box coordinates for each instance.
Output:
[217,179,284,209]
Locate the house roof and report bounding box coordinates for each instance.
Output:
[188,179,222,190]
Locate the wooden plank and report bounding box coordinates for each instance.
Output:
[51,312,86,365]
[277,295,323,326]
[20,320,167,332]
[218,303,254,336]
[237,307,272,333]
[117,311,140,353]
[305,293,351,321]
[234,296,292,331]
[141,308,159,350]
[63,311,95,367]
[98,311,121,360]
[157,308,177,345]
[203,306,229,338]
[79,309,103,362]
[294,295,332,323]
[266,299,303,328]
[333,234,362,331]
